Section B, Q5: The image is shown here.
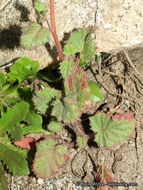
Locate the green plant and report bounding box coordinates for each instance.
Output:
[0,0,136,188]
[0,57,53,189]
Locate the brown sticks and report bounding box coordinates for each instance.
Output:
[123,50,143,80]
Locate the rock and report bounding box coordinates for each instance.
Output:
[0,0,142,69]
[95,0,143,53]
[37,178,44,185]
[0,0,11,11]
[0,0,97,69]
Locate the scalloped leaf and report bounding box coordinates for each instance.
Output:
[77,136,87,149]
[0,101,29,136]
[0,162,8,190]
[51,98,79,123]
[80,34,96,63]
[35,1,46,13]
[63,29,87,56]
[88,80,103,102]
[33,137,68,179]
[59,60,74,79]
[33,88,61,114]
[7,57,40,84]
[48,121,63,132]
[63,28,96,62]
[90,112,135,147]
[0,144,29,175]
[21,23,50,49]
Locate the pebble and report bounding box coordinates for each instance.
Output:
[37,178,44,185]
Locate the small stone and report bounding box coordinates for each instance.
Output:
[37,178,44,185]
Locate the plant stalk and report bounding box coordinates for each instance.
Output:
[73,120,85,137]
[50,0,65,61]
[68,56,80,91]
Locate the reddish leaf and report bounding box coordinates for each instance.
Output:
[33,137,68,179]
[14,137,36,150]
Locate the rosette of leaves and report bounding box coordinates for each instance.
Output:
[60,29,102,113]
[33,136,68,179]
[90,112,136,147]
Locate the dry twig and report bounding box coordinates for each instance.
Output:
[123,50,143,80]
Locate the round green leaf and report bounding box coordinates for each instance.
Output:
[21,23,50,50]
[90,113,135,147]
[33,137,68,178]
[48,121,63,132]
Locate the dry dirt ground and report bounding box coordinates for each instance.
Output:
[5,51,143,190]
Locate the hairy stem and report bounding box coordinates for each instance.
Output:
[73,120,85,137]
[50,0,65,61]
[68,56,80,91]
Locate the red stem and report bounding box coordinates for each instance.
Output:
[72,120,85,137]
[68,56,80,91]
[50,0,65,61]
